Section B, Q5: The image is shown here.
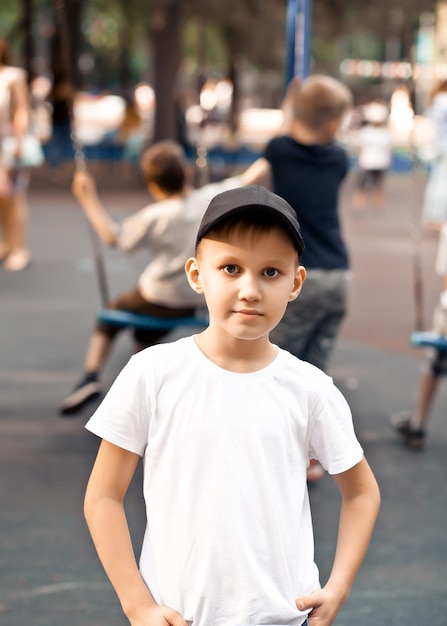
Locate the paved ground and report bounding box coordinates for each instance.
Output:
[1,167,447,625]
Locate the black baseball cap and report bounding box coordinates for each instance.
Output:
[196,185,304,256]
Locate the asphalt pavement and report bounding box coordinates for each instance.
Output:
[1,166,446,626]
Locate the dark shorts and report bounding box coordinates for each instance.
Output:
[270,269,351,372]
[96,286,196,346]
[429,347,447,377]
[357,168,386,190]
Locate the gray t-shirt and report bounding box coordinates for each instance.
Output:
[116,177,242,307]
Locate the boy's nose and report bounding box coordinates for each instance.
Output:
[238,274,262,300]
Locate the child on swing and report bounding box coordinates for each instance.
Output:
[391,221,447,449]
[59,140,256,415]
[83,185,380,626]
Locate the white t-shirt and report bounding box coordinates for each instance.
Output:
[116,177,241,307]
[86,336,363,626]
[358,125,393,170]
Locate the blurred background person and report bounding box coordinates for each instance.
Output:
[351,101,392,211]
[421,80,447,232]
[0,37,32,271]
[391,221,447,450]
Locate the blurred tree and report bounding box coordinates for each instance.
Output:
[22,0,34,81]
[53,0,85,89]
[82,0,148,91]
[150,0,181,142]
[0,0,440,143]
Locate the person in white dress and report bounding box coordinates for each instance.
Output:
[352,101,392,210]
[421,80,447,231]
[0,38,32,271]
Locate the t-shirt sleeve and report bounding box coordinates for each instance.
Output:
[115,204,158,252]
[308,382,364,475]
[85,354,152,456]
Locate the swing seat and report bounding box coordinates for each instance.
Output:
[97,308,208,331]
[410,331,447,351]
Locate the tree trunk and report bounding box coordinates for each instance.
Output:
[50,0,86,150]
[53,0,85,90]
[117,0,132,98]
[150,0,181,142]
[22,0,34,83]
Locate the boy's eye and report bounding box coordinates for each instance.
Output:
[223,265,239,275]
[264,267,279,278]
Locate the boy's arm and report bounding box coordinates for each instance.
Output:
[296,457,380,625]
[239,157,272,187]
[72,172,119,246]
[238,77,301,188]
[84,440,188,626]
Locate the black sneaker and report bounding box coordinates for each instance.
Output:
[59,373,101,416]
[390,412,425,450]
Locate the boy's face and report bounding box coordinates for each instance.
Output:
[186,225,305,344]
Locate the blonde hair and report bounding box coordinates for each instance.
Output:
[293,75,352,131]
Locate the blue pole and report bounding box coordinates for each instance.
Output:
[285,0,312,86]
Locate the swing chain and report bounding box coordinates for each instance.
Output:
[54,0,87,174]
[54,0,110,308]
[407,127,425,332]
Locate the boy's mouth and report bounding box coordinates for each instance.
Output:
[234,309,263,316]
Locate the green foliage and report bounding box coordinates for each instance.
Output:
[83,6,122,50]
[182,20,227,76]
[83,0,147,52]
[312,36,339,70]
[348,32,384,61]
[0,0,20,36]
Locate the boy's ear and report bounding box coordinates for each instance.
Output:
[147,181,163,200]
[185,257,203,294]
[288,265,306,302]
[326,118,342,138]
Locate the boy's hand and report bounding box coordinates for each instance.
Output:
[296,586,345,626]
[126,602,188,626]
[72,171,97,203]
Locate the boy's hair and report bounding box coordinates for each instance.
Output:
[293,74,352,131]
[140,140,186,193]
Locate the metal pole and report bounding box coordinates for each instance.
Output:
[285,0,313,86]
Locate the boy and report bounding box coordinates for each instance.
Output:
[242,75,354,482]
[59,140,250,415]
[243,75,352,374]
[84,185,380,626]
